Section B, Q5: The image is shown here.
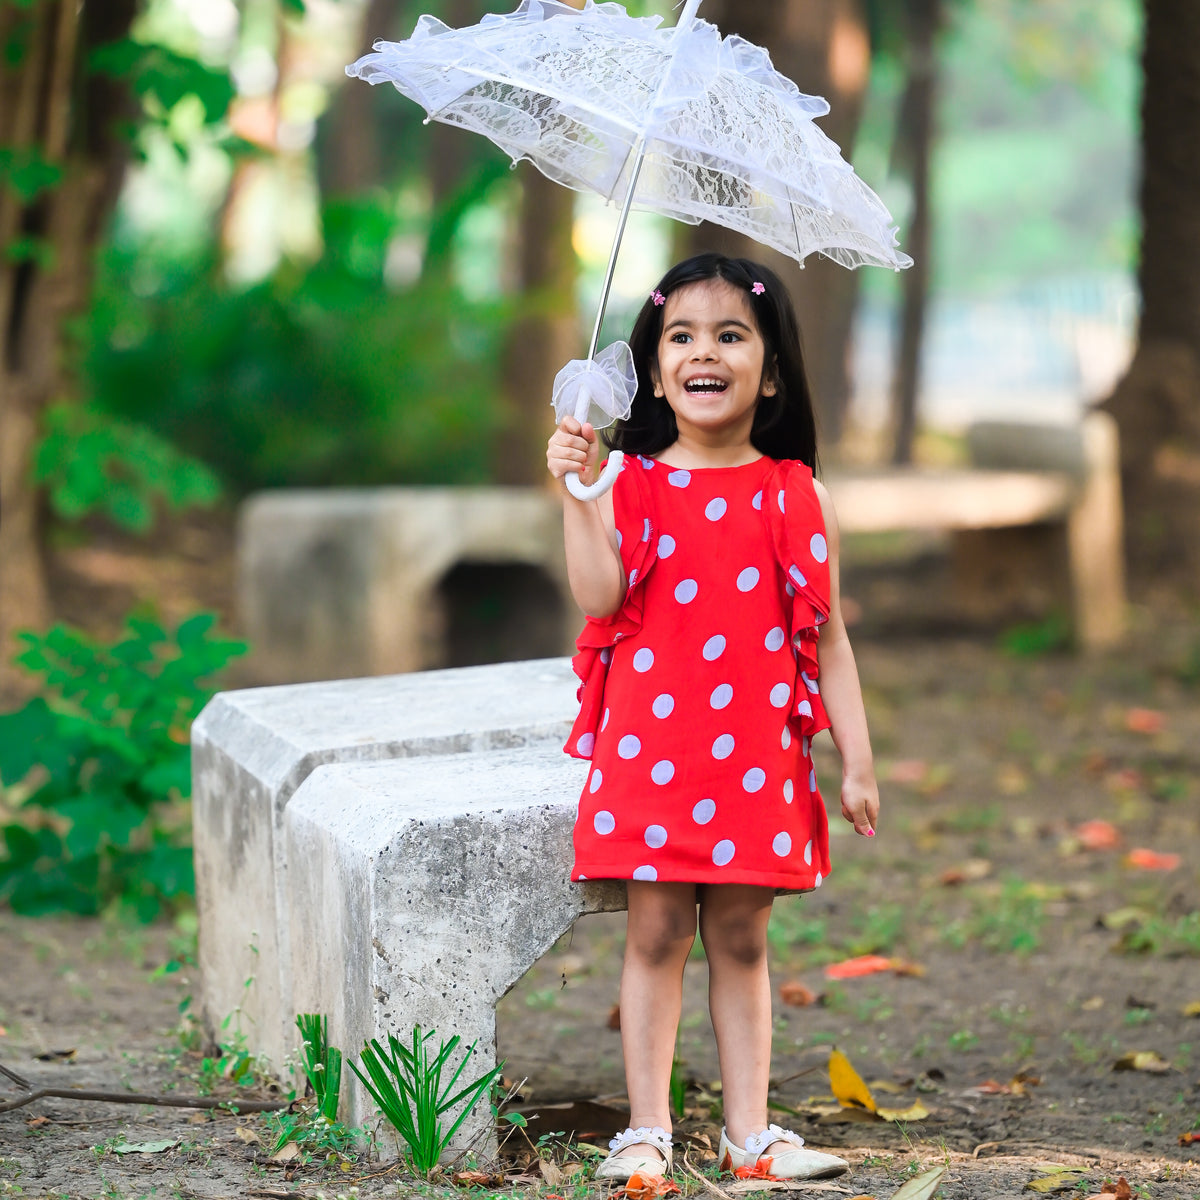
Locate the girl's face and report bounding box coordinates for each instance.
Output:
[651,278,775,447]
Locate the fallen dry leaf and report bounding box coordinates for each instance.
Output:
[233,1126,262,1145]
[875,1100,930,1122]
[779,980,817,1007]
[607,1003,621,1030]
[33,1048,76,1062]
[1081,1176,1134,1199]
[829,1047,876,1111]
[1125,707,1165,734]
[1076,819,1120,850]
[1124,848,1181,871]
[618,1171,681,1198]
[452,1170,504,1188]
[939,858,992,886]
[890,1167,946,1200]
[1113,1050,1171,1073]
[26,1116,50,1129]
[269,1141,300,1163]
[1025,1167,1089,1192]
[1182,1000,1200,1018]
[1180,1132,1200,1145]
[967,1070,1040,1098]
[538,1157,564,1187]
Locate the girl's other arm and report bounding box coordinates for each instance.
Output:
[547,417,626,618]
[813,480,879,837]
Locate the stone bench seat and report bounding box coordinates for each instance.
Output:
[285,746,622,1145]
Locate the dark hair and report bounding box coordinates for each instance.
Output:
[604,252,818,469]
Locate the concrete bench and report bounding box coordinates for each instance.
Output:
[825,412,1124,649]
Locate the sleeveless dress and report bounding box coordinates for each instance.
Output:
[566,454,834,890]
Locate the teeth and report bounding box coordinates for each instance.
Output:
[686,378,727,392]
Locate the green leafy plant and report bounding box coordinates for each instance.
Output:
[350,1026,505,1173]
[0,613,245,920]
[265,1014,362,1159]
[35,402,221,532]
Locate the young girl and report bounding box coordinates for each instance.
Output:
[546,253,879,1183]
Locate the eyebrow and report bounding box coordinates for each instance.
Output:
[663,316,755,333]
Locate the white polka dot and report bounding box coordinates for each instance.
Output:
[589,769,603,793]
[633,648,655,672]
[644,824,667,848]
[616,530,623,547]
[743,767,766,793]
[578,873,587,879]
[712,733,735,760]
[600,648,611,664]
[801,736,811,756]
[652,693,675,718]
[804,839,813,865]
[752,489,763,510]
[594,810,615,835]
[765,626,786,652]
[633,864,658,881]
[810,533,828,563]
[651,759,675,784]
[658,533,676,558]
[710,683,733,710]
[789,565,807,589]
[769,682,791,708]
[815,872,823,887]
[642,517,651,542]
[783,779,794,803]
[693,798,716,825]
[702,635,726,660]
[577,732,595,756]
[602,707,611,730]
[627,568,638,588]
[639,455,654,469]
[674,579,698,604]
[772,831,792,857]
[781,725,791,749]
[809,768,817,791]
[777,489,786,513]
[797,699,813,718]
[736,567,759,591]
[785,582,795,597]
[705,497,727,521]
[618,734,641,759]
[668,469,691,488]
[712,839,736,867]
[801,671,820,694]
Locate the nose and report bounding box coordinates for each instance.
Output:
[690,335,718,360]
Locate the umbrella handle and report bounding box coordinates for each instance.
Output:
[565,453,623,501]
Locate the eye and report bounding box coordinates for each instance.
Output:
[719,330,742,343]
[669,332,692,344]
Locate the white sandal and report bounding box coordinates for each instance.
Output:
[594,1125,674,1181]
[718,1124,848,1180]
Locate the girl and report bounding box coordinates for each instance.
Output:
[546,253,879,1183]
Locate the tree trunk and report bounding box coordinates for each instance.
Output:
[674,0,872,448]
[890,0,939,465]
[0,1,135,688]
[1101,0,1200,591]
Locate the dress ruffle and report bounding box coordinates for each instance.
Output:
[567,456,830,759]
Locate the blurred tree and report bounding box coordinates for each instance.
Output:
[1103,0,1200,589]
[0,1,136,683]
[675,0,873,447]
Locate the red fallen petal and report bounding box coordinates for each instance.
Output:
[733,1158,780,1181]
[1125,707,1165,734]
[1125,848,1181,871]
[780,980,817,1007]
[825,954,893,979]
[1077,819,1121,850]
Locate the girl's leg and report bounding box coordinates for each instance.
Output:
[615,880,698,1158]
[699,884,792,1156]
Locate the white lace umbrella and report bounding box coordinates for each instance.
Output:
[348,0,911,498]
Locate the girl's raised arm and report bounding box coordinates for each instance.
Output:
[547,416,626,618]
[813,480,879,837]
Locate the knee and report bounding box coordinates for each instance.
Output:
[627,907,697,966]
[701,913,768,968]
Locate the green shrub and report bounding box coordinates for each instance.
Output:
[0,614,245,920]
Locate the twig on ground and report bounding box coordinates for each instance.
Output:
[0,1083,287,1115]
[680,1152,733,1200]
[0,1062,32,1091]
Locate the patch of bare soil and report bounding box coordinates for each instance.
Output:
[2,526,1199,1198]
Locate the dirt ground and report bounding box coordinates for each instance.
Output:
[2,518,1200,1198]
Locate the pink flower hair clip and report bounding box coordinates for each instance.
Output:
[651,289,666,306]
[751,281,766,295]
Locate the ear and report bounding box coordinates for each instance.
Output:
[651,361,664,398]
[761,356,778,397]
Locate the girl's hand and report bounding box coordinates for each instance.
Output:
[841,770,879,837]
[547,416,600,489]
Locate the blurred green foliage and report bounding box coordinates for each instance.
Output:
[35,402,221,532]
[0,615,245,921]
[80,183,513,494]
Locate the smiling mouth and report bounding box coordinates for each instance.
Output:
[684,377,728,394]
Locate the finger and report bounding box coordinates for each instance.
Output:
[558,416,583,436]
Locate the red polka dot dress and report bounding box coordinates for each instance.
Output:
[566,454,834,890]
